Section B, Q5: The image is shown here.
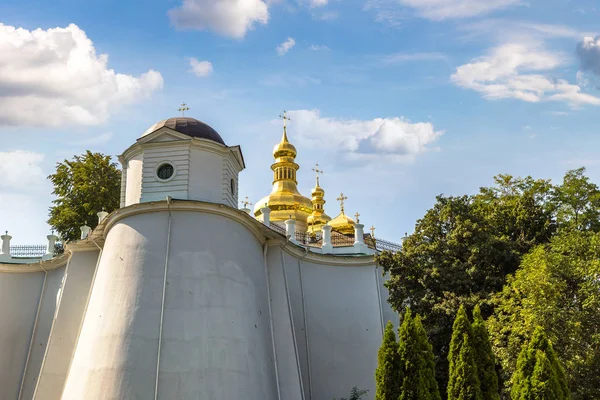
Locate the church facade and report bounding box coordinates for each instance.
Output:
[0,116,401,400]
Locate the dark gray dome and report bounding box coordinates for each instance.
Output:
[142,117,225,145]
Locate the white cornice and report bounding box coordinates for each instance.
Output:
[0,252,71,273]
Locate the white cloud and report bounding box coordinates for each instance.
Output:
[285,109,443,163]
[451,43,600,107]
[188,58,213,77]
[0,23,163,127]
[398,0,521,20]
[0,151,45,190]
[308,0,328,7]
[577,36,600,76]
[461,20,593,42]
[168,0,269,39]
[309,44,330,51]
[276,37,296,56]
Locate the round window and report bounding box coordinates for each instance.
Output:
[230,178,235,195]
[157,163,174,180]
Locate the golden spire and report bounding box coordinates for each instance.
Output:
[312,163,324,186]
[307,162,331,234]
[279,110,291,142]
[178,102,190,116]
[336,193,348,214]
[254,110,312,232]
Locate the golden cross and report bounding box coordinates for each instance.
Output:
[240,196,252,208]
[279,111,291,130]
[370,225,375,237]
[178,102,190,116]
[312,163,324,183]
[354,212,360,223]
[336,192,348,213]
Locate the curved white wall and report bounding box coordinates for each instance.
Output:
[0,271,45,399]
[62,211,278,400]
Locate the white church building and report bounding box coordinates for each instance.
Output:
[0,116,402,400]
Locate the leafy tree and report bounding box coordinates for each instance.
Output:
[488,230,600,399]
[552,167,600,232]
[48,151,121,242]
[397,309,441,400]
[448,334,482,400]
[376,321,401,400]
[511,327,570,400]
[470,305,499,400]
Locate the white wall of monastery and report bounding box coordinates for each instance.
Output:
[124,152,143,207]
[62,211,279,400]
[188,148,227,204]
[33,250,98,400]
[0,271,46,399]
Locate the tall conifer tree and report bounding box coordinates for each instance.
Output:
[447,305,474,397]
[397,309,441,400]
[448,334,483,400]
[375,321,400,400]
[471,305,499,400]
[511,327,571,400]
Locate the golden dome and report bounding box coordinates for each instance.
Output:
[328,192,355,235]
[329,212,356,235]
[307,173,331,234]
[254,122,312,232]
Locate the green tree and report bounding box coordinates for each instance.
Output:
[488,230,600,399]
[48,151,121,242]
[376,321,401,400]
[471,305,499,400]
[448,334,482,400]
[397,309,440,400]
[447,306,477,398]
[511,327,570,400]
[552,167,600,232]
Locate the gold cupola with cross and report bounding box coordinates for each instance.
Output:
[328,193,356,235]
[254,111,313,231]
[307,164,331,234]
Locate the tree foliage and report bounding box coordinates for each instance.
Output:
[397,309,441,400]
[48,151,121,242]
[376,321,401,400]
[378,168,600,394]
[448,334,482,400]
[471,305,499,400]
[335,387,369,400]
[488,230,600,399]
[511,327,570,400]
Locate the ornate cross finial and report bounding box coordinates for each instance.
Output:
[312,163,324,184]
[336,192,348,213]
[178,102,190,116]
[370,225,375,237]
[279,111,291,131]
[354,212,360,223]
[240,196,252,209]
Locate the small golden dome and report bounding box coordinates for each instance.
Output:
[273,129,297,158]
[328,211,356,235]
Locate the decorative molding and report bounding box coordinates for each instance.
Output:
[0,252,70,273]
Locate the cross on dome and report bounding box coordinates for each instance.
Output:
[240,196,252,209]
[355,212,360,223]
[178,102,190,116]
[370,225,376,237]
[279,110,291,130]
[336,193,348,213]
[312,163,324,184]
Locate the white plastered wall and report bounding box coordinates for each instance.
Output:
[0,271,46,399]
[188,147,227,204]
[62,211,279,400]
[125,152,143,207]
[33,250,99,400]
[275,248,385,400]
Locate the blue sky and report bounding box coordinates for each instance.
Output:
[1,0,599,244]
